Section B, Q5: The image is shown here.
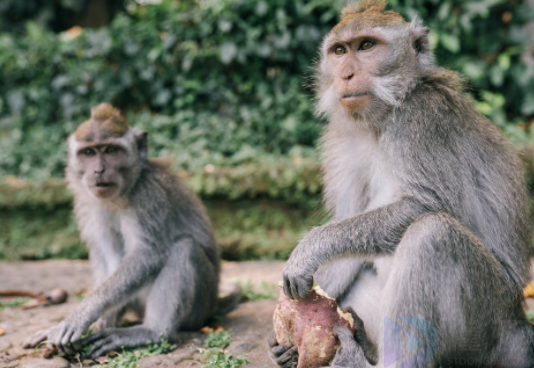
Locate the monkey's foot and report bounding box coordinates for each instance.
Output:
[267,330,298,368]
[78,325,162,359]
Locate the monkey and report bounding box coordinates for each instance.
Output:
[22,103,238,358]
[269,1,534,367]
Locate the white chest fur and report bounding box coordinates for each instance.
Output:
[322,126,402,221]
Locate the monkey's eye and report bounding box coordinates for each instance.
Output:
[81,148,96,156]
[358,40,375,50]
[334,46,347,55]
[105,146,119,155]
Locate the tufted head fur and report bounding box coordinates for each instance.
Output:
[331,0,406,35]
[74,103,129,142]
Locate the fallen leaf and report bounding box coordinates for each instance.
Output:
[524,281,534,298]
[200,327,214,334]
[42,345,59,359]
[0,327,4,336]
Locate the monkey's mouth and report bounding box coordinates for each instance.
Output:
[341,92,371,99]
[91,182,118,198]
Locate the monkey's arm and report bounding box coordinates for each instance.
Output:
[53,245,165,353]
[282,197,427,299]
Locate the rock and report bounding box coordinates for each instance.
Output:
[168,342,200,363]
[0,339,12,353]
[525,298,534,311]
[19,357,70,368]
[175,360,203,367]
[227,341,257,355]
[138,355,176,368]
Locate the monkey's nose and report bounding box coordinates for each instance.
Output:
[342,71,354,80]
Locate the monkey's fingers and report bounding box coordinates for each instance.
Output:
[272,346,298,366]
[21,329,49,348]
[282,278,293,299]
[268,330,278,348]
[55,324,78,355]
[78,330,108,346]
[82,334,114,359]
[281,356,298,368]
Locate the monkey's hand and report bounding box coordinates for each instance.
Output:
[51,310,94,355]
[282,231,321,299]
[22,327,53,348]
[268,330,298,368]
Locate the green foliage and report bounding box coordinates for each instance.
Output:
[234,281,278,302]
[526,310,534,323]
[388,0,534,126]
[0,196,321,261]
[1,0,532,182]
[0,207,84,260]
[0,0,336,180]
[202,330,249,368]
[204,330,232,348]
[92,338,177,368]
[202,348,249,368]
[0,297,30,310]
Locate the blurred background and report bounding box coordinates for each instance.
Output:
[0,0,533,262]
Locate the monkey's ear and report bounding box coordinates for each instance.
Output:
[137,132,148,160]
[411,27,430,56]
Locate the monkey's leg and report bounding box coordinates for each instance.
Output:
[325,213,511,368]
[370,213,508,368]
[80,237,218,358]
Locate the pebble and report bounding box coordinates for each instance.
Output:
[228,341,258,355]
[138,355,176,368]
[175,360,202,367]
[0,339,12,353]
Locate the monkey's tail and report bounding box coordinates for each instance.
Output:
[216,284,242,316]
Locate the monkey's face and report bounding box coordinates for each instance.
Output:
[74,141,131,199]
[68,132,145,201]
[316,13,431,120]
[325,31,389,115]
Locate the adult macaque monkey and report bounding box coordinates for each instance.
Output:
[23,103,233,358]
[270,1,534,367]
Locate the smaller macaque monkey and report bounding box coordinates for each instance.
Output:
[23,103,234,358]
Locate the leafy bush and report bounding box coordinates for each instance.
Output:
[390,0,534,127]
[0,0,533,182]
[0,0,337,180]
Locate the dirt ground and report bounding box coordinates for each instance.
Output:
[2,259,534,368]
[0,260,285,368]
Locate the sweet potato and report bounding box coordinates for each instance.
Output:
[273,284,354,368]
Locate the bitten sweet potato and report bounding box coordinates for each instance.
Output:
[273,284,355,368]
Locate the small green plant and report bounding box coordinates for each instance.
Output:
[526,310,534,323]
[201,329,249,368]
[0,297,30,310]
[204,330,232,348]
[90,337,176,368]
[203,348,249,368]
[234,281,278,302]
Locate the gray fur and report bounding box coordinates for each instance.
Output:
[23,124,222,358]
[274,2,534,367]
